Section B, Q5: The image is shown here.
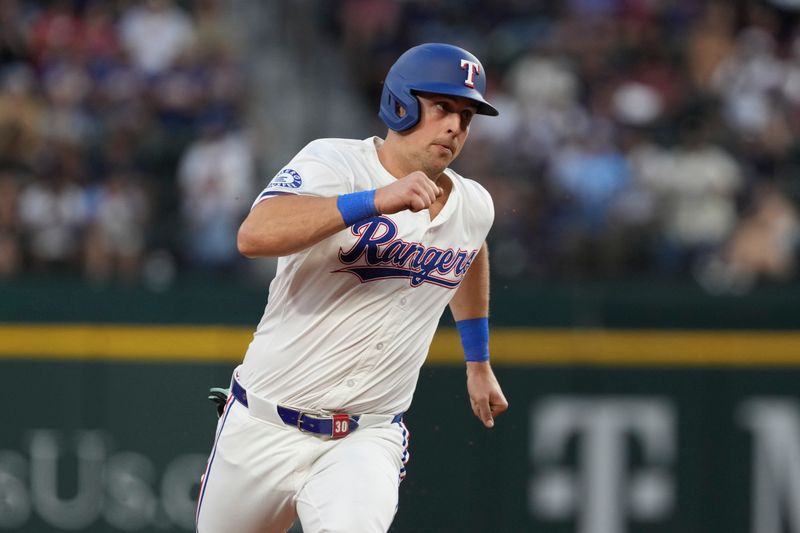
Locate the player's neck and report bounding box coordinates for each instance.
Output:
[377,136,447,184]
[376,137,410,180]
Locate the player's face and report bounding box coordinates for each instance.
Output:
[407,93,477,176]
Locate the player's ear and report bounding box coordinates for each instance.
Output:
[395,102,406,118]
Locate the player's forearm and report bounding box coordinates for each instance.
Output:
[237,195,346,257]
[448,243,490,320]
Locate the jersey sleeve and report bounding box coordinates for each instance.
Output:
[251,140,354,209]
[476,184,495,242]
[456,173,495,241]
[477,182,495,228]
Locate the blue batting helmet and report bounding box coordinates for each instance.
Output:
[379,43,499,132]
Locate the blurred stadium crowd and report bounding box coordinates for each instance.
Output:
[1,0,800,294]
[0,0,249,287]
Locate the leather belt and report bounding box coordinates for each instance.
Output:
[231,379,402,439]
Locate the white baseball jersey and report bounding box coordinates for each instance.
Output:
[238,136,493,416]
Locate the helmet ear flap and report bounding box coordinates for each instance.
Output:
[379,84,420,132]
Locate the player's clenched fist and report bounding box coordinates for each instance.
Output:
[374,171,443,214]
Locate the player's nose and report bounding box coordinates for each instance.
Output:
[434,106,456,131]
[444,112,465,135]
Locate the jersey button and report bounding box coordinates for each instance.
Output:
[376,342,384,350]
[346,379,356,387]
[400,297,407,306]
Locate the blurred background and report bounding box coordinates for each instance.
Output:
[2,0,800,532]
[2,0,800,293]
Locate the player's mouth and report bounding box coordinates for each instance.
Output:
[433,142,454,156]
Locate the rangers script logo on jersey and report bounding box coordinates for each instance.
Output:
[336,216,478,288]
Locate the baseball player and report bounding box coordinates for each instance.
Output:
[196,42,508,533]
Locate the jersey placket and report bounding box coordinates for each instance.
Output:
[350,202,458,384]
[320,211,435,408]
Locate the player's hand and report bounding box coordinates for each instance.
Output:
[374,171,443,215]
[466,361,508,428]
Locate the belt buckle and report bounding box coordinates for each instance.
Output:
[295,411,351,439]
[296,412,309,432]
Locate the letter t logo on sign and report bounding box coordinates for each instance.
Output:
[460,59,481,88]
[529,397,676,533]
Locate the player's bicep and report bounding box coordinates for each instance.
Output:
[238,194,343,257]
[243,193,332,226]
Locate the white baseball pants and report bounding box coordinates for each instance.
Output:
[196,392,410,533]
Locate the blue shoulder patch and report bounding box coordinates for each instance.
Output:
[268,168,302,189]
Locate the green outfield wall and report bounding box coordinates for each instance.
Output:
[3,276,800,329]
[2,326,800,533]
[2,278,800,532]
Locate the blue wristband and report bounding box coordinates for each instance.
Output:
[456,317,490,362]
[337,190,379,227]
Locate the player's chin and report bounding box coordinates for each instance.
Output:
[423,163,448,178]
[427,150,454,170]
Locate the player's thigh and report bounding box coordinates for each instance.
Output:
[196,401,301,533]
[296,423,408,533]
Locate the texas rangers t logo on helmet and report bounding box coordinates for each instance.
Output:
[460,59,481,88]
